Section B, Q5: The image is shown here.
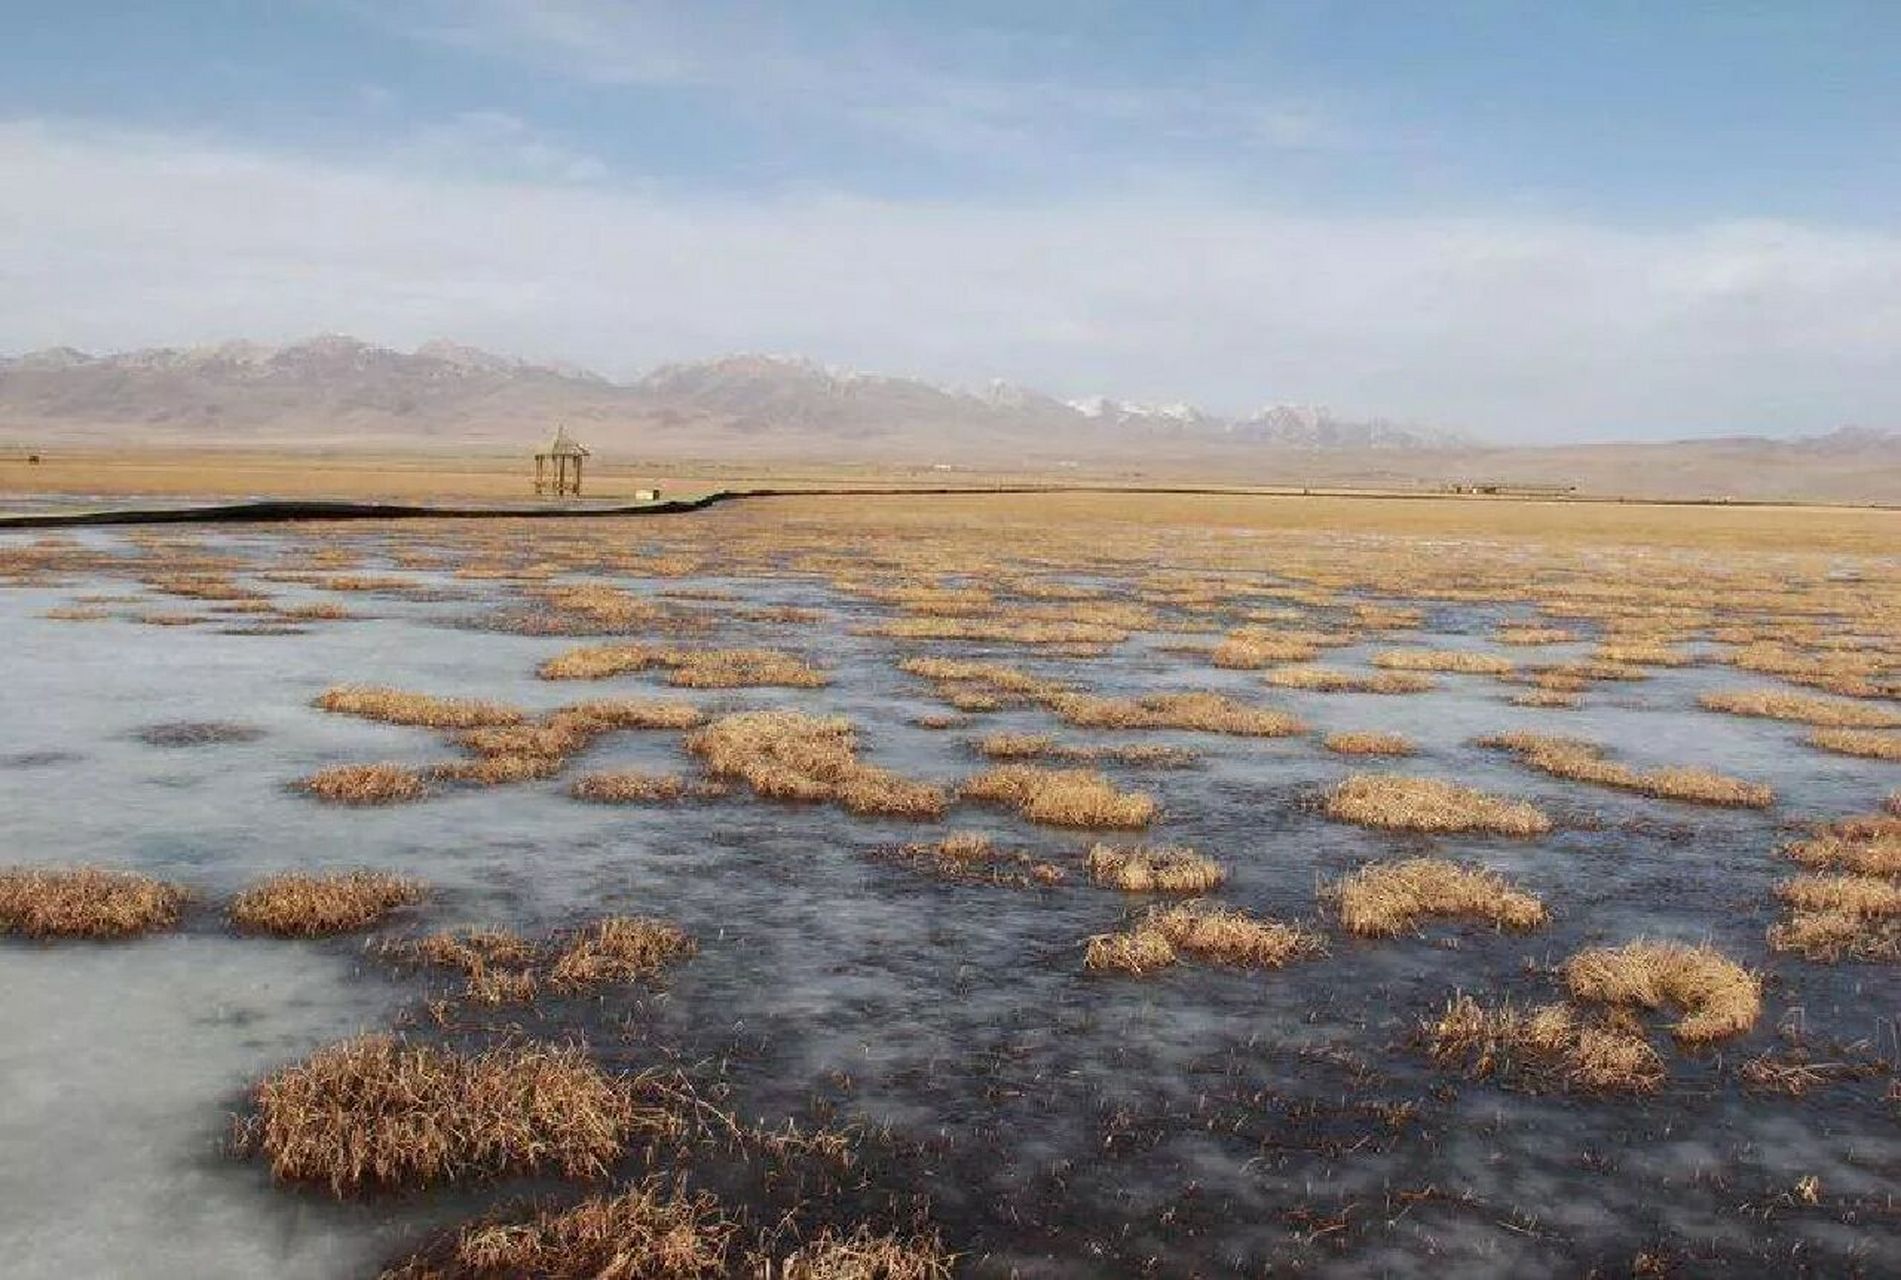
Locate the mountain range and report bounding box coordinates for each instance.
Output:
[2,336,1895,502]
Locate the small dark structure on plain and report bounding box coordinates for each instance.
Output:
[533,426,589,496]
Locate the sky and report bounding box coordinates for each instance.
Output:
[2,1,1899,441]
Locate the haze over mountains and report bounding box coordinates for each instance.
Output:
[2,336,1895,502]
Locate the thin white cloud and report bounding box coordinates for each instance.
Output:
[2,118,1898,439]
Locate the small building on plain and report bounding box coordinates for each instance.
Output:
[534,426,589,496]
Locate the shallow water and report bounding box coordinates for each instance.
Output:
[2,524,1898,1276]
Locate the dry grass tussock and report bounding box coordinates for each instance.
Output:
[1264,665,1435,694]
[549,917,697,991]
[1326,858,1546,936]
[1211,631,1320,668]
[1769,873,1901,962]
[780,1225,957,1280]
[239,1035,665,1195]
[1325,774,1551,836]
[1593,640,1695,667]
[537,644,827,688]
[975,732,1198,768]
[1784,811,1901,875]
[1805,728,1901,761]
[878,833,1066,888]
[962,765,1157,828]
[1494,625,1576,645]
[1478,732,1773,807]
[1324,731,1415,756]
[1084,843,1225,892]
[314,686,523,729]
[1048,690,1304,736]
[381,1178,736,1279]
[408,928,543,1004]
[686,710,946,819]
[1086,900,1325,974]
[0,867,189,939]
[1563,941,1761,1043]
[1509,689,1581,709]
[229,871,423,937]
[1426,995,1664,1094]
[1698,688,1900,728]
[866,615,1127,646]
[300,762,432,805]
[1372,649,1514,675]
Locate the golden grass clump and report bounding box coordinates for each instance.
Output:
[314,685,524,729]
[1324,774,1551,836]
[881,834,1066,888]
[1084,843,1226,893]
[1509,689,1581,709]
[0,867,189,939]
[1698,688,1900,729]
[1562,941,1761,1044]
[241,1035,657,1195]
[570,771,689,804]
[1048,691,1304,736]
[549,917,697,991]
[1324,731,1415,756]
[961,765,1157,829]
[1426,995,1664,1094]
[538,645,828,688]
[1210,631,1319,668]
[1372,649,1514,675]
[408,928,543,1003]
[1086,900,1324,974]
[381,1179,736,1279]
[779,1226,956,1280]
[1327,858,1547,936]
[1768,873,1901,962]
[1264,665,1435,694]
[1782,812,1901,875]
[300,762,431,805]
[229,871,424,937]
[1494,625,1576,645]
[1477,732,1773,807]
[1805,728,1901,761]
[685,711,947,819]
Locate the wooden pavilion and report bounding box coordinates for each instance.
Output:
[533,426,589,496]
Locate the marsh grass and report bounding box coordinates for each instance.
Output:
[1086,901,1324,974]
[0,867,190,939]
[549,917,697,991]
[1509,689,1581,709]
[975,733,1198,768]
[1324,774,1551,836]
[300,763,432,805]
[877,834,1066,888]
[1426,995,1664,1094]
[1698,688,1900,729]
[1769,872,1901,961]
[1326,858,1546,936]
[1264,666,1435,694]
[1478,732,1773,807]
[538,645,828,688]
[1805,728,1901,761]
[570,771,690,803]
[1562,941,1761,1043]
[686,710,947,819]
[315,686,524,729]
[1324,731,1415,756]
[1784,812,1901,875]
[961,765,1157,828]
[239,1035,665,1195]
[780,1226,957,1280]
[381,1179,735,1279]
[1494,625,1577,645]
[1084,843,1225,892]
[1048,691,1303,736]
[229,871,424,937]
[1372,649,1514,675]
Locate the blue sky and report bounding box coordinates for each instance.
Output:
[3,2,1899,439]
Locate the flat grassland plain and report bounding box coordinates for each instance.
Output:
[2,485,1899,1278]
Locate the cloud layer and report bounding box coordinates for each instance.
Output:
[3,118,1898,440]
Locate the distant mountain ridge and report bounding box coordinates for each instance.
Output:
[0,335,1474,450]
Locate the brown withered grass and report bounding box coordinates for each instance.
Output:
[1327,858,1547,936]
[1264,665,1435,694]
[538,644,828,688]
[1325,774,1552,836]
[1477,732,1773,807]
[403,928,542,1004]
[779,1226,957,1280]
[1426,995,1664,1094]
[1805,728,1901,761]
[686,710,946,819]
[1769,873,1901,962]
[1494,625,1577,645]
[879,834,1066,888]
[975,732,1198,768]
[1084,843,1226,893]
[0,866,190,939]
[1562,941,1761,1044]
[1784,812,1901,875]
[961,765,1157,828]
[1509,689,1581,709]
[1047,691,1303,736]
[1698,688,1900,728]
[548,917,697,991]
[1324,731,1415,756]
[381,1179,736,1279]
[229,870,424,937]
[314,686,524,729]
[240,1035,661,1195]
[1372,648,1514,675]
[570,771,689,804]
[1211,632,1319,668]
[299,763,431,805]
[1086,901,1324,974]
